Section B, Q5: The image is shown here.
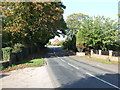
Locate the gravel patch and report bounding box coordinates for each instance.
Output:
[0,66,54,88]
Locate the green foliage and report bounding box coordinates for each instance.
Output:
[24,58,44,67]
[1,58,44,71]
[2,31,12,47]
[12,43,24,53]
[76,43,85,52]
[63,35,77,51]
[63,13,88,51]
[47,41,51,45]
[66,13,88,30]
[2,2,67,47]
[52,41,64,46]
[79,16,119,51]
[76,30,85,52]
[0,66,4,70]
[2,47,12,61]
[64,13,119,51]
[0,58,45,71]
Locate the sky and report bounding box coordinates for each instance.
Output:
[50,0,119,41]
[62,0,119,21]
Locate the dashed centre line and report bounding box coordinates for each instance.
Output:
[58,56,79,70]
[54,50,119,89]
[68,63,79,70]
[60,59,66,62]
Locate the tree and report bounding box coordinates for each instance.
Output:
[63,35,76,51]
[76,16,119,51]
[63,13,88,51]
[66,13,89,38]
[64,13,119,51]
[2,1,67,47]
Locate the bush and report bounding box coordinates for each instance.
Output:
[12,43,24,53]
[76,43,85,52]
[62,35,77,51]
[47,41,51,45]
[2,47,12,61]
[52,41,64,46]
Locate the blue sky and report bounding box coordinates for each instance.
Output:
[62,0,119,20]
[51,0,119,41]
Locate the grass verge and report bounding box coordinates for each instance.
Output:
[0,48,48,73]
[0,58,45,73]
[81,56,120,64]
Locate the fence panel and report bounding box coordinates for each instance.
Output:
[93,50,99,54]
[101,51,109,55]
[112,51,120,57]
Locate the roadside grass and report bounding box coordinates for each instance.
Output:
[82,56,120,64]
[0,48,48,73]
[20,58,45,67]
[0,58,45,72]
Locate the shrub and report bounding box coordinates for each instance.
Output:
[47,41,51,45]
[12,43,24,53]
[2,47,12,61]
[76,43,85,52]
[52,41,64,46]
[62,35,77,51]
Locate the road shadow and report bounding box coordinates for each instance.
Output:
[59,73,120,89]
[46,46,75,58]
[0,74,9,79]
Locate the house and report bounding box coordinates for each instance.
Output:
[51,38,60,44]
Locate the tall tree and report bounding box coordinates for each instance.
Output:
[63,13,88,51]
[2,1,67,47]
[65,13,119,51]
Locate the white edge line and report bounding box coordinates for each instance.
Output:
[86,72,120,89]
[68,63,79,70]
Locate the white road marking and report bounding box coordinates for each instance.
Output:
[52,49,119,89]
[68,63,79,70]
[86,72,120,89]
[61,59,66,62]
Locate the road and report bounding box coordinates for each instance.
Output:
[45,46,120,89]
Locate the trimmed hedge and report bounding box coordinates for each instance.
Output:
[2,46,42,65]
[2,47,12,61]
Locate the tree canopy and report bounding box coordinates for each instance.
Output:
[2,1,67,47]
[63,13,120,51]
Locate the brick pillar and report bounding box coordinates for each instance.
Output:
[109,50,113,58]
[91,49,93,57]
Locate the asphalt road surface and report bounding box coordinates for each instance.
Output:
[46,46,120,89]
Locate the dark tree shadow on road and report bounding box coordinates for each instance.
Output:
[59,73,120,89]
[46,47,75,58]
[0,74,9,79]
